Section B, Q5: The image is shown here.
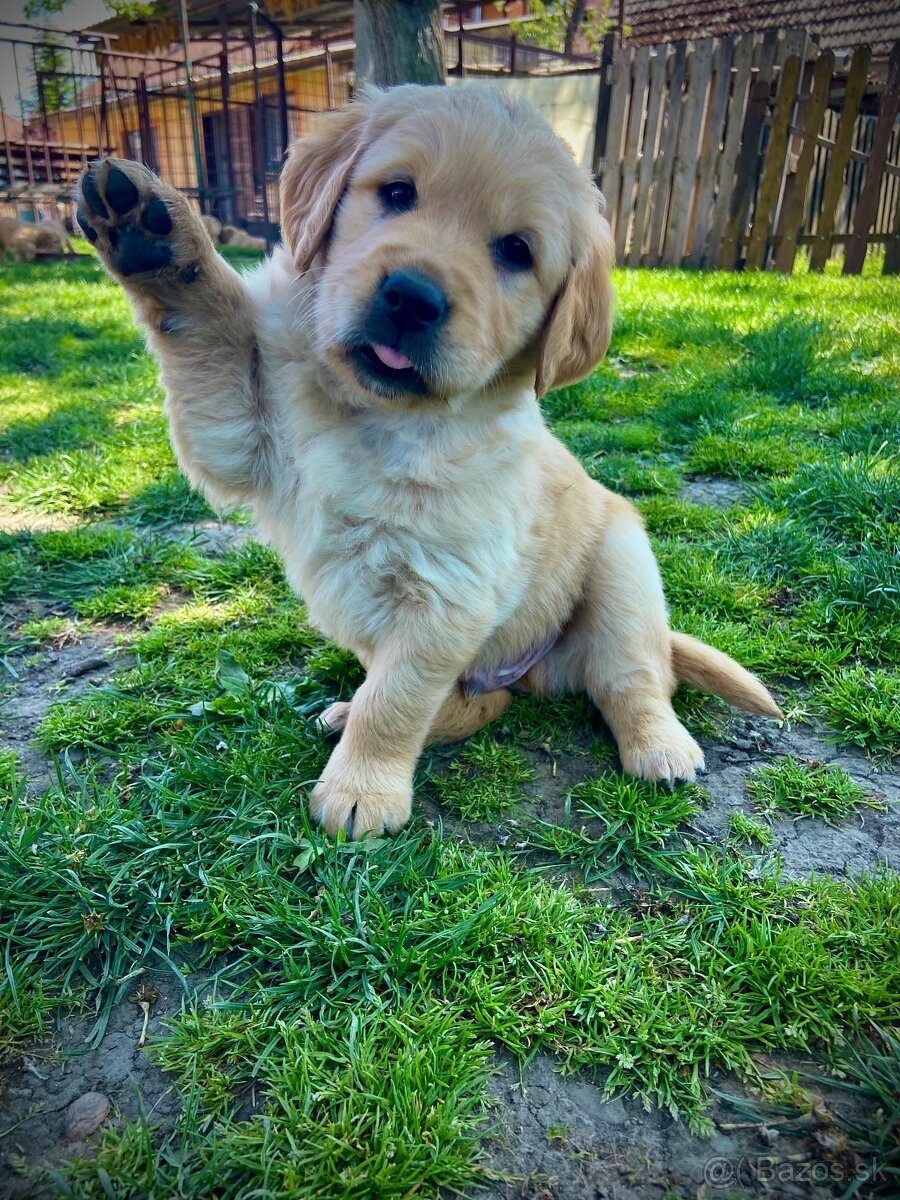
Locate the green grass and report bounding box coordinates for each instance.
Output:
[430,732,533,820]
[747,756,886,825]
[522,774,704,880]
[727,810,776,849]
[1,256,898,1195]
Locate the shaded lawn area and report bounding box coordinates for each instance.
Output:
[0,249,898,1197]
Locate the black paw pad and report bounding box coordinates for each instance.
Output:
[76,209,98,243]
[115,229,172,276]
[142,197,173,236]
[81,171,106,217]
[105,167,140,216]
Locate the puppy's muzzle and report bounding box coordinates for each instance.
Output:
[350,269,450,397]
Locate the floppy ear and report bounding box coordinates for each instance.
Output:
[535,211,615,398]
[279,101,369,273]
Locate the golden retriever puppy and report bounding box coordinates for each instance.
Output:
[75,84,781,838]
[1,215,74,261]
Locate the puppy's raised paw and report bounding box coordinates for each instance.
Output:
[76,158,211,282]
[310,777,412,839]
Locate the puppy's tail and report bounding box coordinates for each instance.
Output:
[671,632,783,719]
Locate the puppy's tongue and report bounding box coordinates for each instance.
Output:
[371,343,412,371]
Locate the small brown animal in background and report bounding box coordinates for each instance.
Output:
[76,84,782,840]
[218,223,267,251]
[1,215,75,261]
[198,213,222,242]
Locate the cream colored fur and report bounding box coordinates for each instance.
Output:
[77,84,781,839]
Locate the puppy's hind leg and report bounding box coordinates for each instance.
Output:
[318,685,511,743]
[534,496,704,785]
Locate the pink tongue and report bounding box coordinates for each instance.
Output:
[371,343,412,370]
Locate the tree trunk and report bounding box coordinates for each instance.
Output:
[354,0,445,87]
[564,0,588,57]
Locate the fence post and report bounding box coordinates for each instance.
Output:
[843,40,900,274]
[717,29,779,269]
[591,33,616,189]
[745,53,803,270]
[705,33,755,267]
[808,45,871,271]
[627,44,667,267]
[773,49,835,273]
[615,43,649,262]
[599,41,633,242]
[662,37,713,265]
[646,40,686,266]
[687,35,734,268]
[177,0,207,211]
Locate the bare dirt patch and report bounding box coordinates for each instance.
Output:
[484,1050,878,1200]
[680,476,748,509]
[1,627,125,791]
[1,976,186,1199]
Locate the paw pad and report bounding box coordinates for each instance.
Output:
[77,161,190,279]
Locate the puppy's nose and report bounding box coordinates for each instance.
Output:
[375,270,448,335]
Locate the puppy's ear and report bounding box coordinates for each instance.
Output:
[535,210,615,398]
[280,101,369,273]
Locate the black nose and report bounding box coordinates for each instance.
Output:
[375,270,448,335]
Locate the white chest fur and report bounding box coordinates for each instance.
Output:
[255,397,545,654]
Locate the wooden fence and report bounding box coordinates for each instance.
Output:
[592,30,900,274]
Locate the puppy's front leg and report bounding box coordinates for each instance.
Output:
[311,634,484,838]
[76,159,271,508]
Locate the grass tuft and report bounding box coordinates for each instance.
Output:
[431,732,533,820]
[747,757,886,825]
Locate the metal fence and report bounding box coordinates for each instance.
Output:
[1,20,596,239]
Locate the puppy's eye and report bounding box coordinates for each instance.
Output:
[494,234,533,271]
[379,180,416,213]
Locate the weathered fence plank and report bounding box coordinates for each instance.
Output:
[705,33,756,267]
[718,30,780,268]
[615,44,650,262]
[687,35,734,267]
[646,40,687,266]
[596,25,897,273]
[885,177,900,273]
[662,37,714,265]
[773,50,835,273]
[626,46,667,267]
[745,53,803,270]
[843,40,900,273]
[808,45,872,271]
[600,42,633,229]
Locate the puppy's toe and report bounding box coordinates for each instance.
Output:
[316,701,351,735]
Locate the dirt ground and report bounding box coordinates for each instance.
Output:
[1,518,897,1199]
